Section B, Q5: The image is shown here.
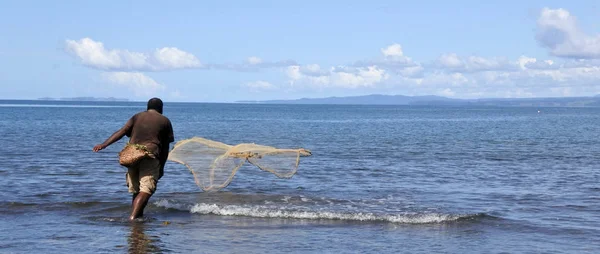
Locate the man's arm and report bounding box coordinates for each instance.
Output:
[92,117,134,152]
[167,121,175,143]
[158,145,169,179]
[158,120,175,178]
[159,120,175,164]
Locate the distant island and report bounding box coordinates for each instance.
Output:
[237,94,600,107]
[37,97,129,102]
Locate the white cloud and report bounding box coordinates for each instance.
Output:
[210,59,297,71]
[286,65,330,85]
[438,53,462,68]
[436,53,516,72]
[397,65,425,77]
[286,65,303,80]
[561,59,600,68]
[153,47,202,69]
[536,8,600,59]
[516,56,557,70]
[283,41,600,98]
[439,88,456,97]
[550,87,572,96]
[375,50,600,98]
[286,65,388,88]
[268,36,600,98]
[418,72,472,87]
[354,43,418,77]
[517,56,538,70]
[65,38,296,72]
[379,43,414,65]
[454,65,600,98]
[332,66,388,88]
[102,72,165,96]
[247,57,263,65]
[65,8,600,100]
[502,88,535,98]
[244,80,276,90]
[381,44,404,58]
[66,38,202,71]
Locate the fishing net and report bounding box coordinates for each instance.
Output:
[167,137,312,192]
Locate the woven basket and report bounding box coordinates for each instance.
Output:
[119,143,150,167]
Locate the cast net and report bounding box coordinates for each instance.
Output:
[167,137,312,192]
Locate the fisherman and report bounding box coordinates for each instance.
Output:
[93,98,174,221]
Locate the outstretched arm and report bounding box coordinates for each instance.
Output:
[93,118,134,152]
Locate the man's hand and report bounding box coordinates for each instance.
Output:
[93,144,106,152]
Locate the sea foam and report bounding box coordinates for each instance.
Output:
[154,199,470,224]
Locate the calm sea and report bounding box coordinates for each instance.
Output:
[0,100,599,253]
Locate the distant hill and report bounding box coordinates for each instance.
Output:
[237,94,600,107]
[37,97,129,102]
[238,94,460,105]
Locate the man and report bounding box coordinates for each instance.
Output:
[93,98,174,221]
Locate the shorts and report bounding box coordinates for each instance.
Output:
[126,156,161,195]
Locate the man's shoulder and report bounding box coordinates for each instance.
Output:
[129,111,145,121]
[135,110,172,123]
[158,113,171,122]
[134,111,148,117]
[155,113,172,126]
[162,116,173,128]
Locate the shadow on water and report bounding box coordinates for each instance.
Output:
[126,222,165,254]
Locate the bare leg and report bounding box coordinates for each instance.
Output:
[132,193,138,206]
[129,192,151,221]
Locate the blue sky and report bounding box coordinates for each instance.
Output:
[1,0,600,102]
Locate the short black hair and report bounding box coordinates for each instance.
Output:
[147,97,163,114]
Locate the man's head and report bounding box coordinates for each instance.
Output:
[147,97,163,114]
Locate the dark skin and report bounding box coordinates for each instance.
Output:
[130,192,151,221]
[93,97,174,221]
[93,124,162,221]
[92,123,129,152]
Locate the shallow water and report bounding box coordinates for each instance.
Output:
[0,100,599,253]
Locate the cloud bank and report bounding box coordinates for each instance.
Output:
[67,7,600,99]
[102,72,165,96]
[66,38,202,71]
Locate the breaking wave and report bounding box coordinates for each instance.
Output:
[154,199,483,224]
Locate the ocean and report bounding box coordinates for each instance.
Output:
[0,100,598,253]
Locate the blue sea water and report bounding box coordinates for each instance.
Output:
[0,100,599,253]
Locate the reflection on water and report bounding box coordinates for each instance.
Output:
[128,222,163,254]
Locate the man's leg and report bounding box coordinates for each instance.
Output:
[126,170,141,220]
[129,157,160,221]
[130,192,151,221]
[132,193,138,206]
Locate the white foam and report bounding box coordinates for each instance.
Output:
[154,199,191,211]
[188,203,464,224]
